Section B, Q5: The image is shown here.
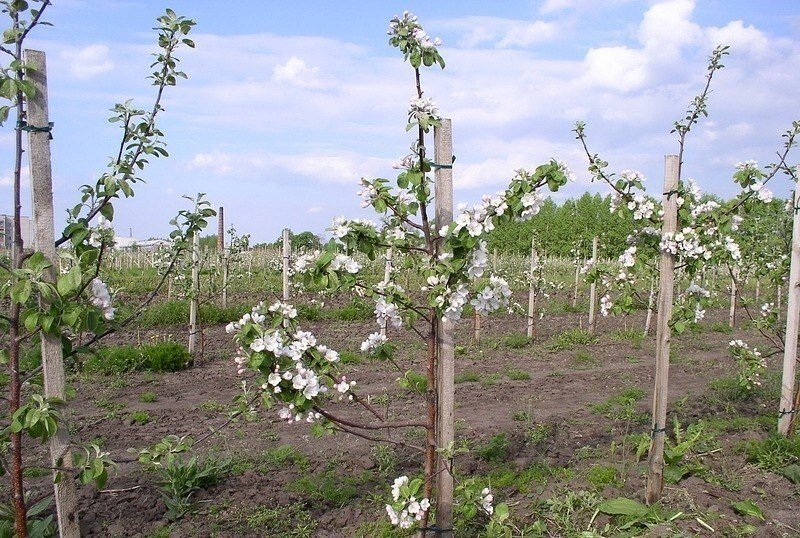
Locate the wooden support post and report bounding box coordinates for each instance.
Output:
[755,278,760,305]
[729,266,738,329]
[26,49,81,538]
[646,155,679,504]
[282,228,290,303]
[381,249,393,337]
[588,237,598,334]
[572,260,580,308]
[434,118,455,536]
[222,249,229,308]
[188,230,199,357]
[779,189,800,435]
[217,206,224,250]
[644,278,655,337]
[527,236,538,339]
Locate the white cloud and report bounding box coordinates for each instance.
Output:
[187,150,392,185]
[706,21,770,58]
[272,56,324,88]
[59,44,114,79]
[440,17,558,48]
[583,46,648,92]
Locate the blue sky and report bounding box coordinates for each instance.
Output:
[2,0,799,243]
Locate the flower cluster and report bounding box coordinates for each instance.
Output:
[471,276,512,316]
[228,301,354,424]
[728,340,767,392]
[89,278,115,320]
[480,487,495,515]
[385,475,430,529]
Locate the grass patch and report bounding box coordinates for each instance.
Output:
[140,391,158,403]
[236,502,317,537]
[546,329,597,351]
[744,434,800,473]
[585,464,619,488]
[476,434,510,463]
[504,333,532,349]
[710,321,733,334]
[590,387,647,421]
[129,410,150,425]
[259,445,309,473]
[84,341,190,375]
[338,350,363,365]
[611,328,644,348]
[455,371,481,384]
[506,368,531,381]
[480,373,502,386]
[572,349,599,369]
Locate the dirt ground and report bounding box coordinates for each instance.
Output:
[19,291,800,537]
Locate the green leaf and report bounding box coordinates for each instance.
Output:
[597,498,649,517]
[731,500,764,521]
[781,464,800,484]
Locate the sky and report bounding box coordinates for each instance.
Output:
[2,0,799,243]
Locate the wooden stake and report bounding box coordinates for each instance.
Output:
[282,228,290,303]
[26,49,81,538]
[588,237,598,334]
[381,248,393,337]
[646,154,679,504]
[779,189,800,435]
[434,118,455,536]
[572,260,580,308]
[527,235,538,339]
[728,266,738,329]
[188,230,199,357]
[644,277,655,337]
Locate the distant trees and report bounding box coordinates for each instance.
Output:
[486,193,634,258]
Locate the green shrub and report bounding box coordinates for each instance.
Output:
[140,391,158,403]
[130,411,150,425]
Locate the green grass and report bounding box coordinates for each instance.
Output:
[137,300,250,327]
[130,410,150,425]
[338,350,364,365]
[480,373,502,386]
[259,445,309,473]
[140,391,158,403]
[546,329,597,351]
[572,349,599,369]
[585,464,619,488]
[84,341,190,375]
[590,387,647,421]
[504,333,532,349]
[476,434,510,463]
[744,435,800,472]
[506,368,531,381]
[236,502,317,537]
[455,371,481,384]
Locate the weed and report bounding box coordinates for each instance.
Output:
[744,434,800,472]
[238,502,317,537]
[504,333,532,349]
[259,445,309,473]
[398,370,427,394]
[585,464,618,488]
[572,349,598,369]
[339,350,363,365]
[85,341,190,375]
[710,321,733,334]
[480,373,502,386]
[476,434,510,463]
[506,368,531,381]
[454,371,480,384]
[611,328,643,348]
[525,423,552,445]
[372,445,397,475]
[512,409,532,422]
[546,329,597,351]
[155,456,230,520]
[140,391,158,403]
[130,411,150,425]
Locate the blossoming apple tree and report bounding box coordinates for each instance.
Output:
[0,4,210,535]
[573,45,800,500]
[227,11,574,535]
